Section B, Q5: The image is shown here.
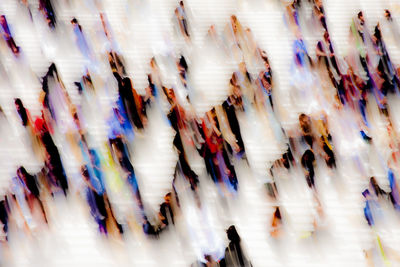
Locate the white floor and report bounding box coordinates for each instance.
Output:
[0,0,400,266]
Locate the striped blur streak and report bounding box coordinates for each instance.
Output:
[0,0,400,266]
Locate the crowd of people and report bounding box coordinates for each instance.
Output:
[0,0,399,266]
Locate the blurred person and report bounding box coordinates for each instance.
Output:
[0,194,11,241]
[214,104,243,159]
[71,18,93,61]
[0,15,20,56]
[283,1,300,30]
[314,114,336,168]
[220,225,252,267]
[16,167,48,224]
[8,181,32,236]
[221,95,245,158]
[301,149,316,189]
[316,32,341,81]
[40,63,77,132]
[312,0,327,31]
[384,9,392,21]
[299,113,314,148]
[108,50,126,77]
[10,168,47,233]
[387,169,400,211]
[174,1,190,41]
[142,216,158,237]
[164,87,200,192]
[14,99,46,164]
[383,9,400,49]
[81,165,108,235]
[34,113,69,195]
[362,189,398,266]
[191,254,221,267]
[177,55,189,89]
[88,149,124,236]
[289,44,317,110]
[159,192,175,229]
[202,109,238,193]
[319,136,336,168]
[373,24,398,86]
[113,72,146,130]
[362,189,383,229]
[107,104,135,143]
[20,0,33,20]
[109,137,145,219]
[14,98,30,127]
[100,13,121,53]
[369,177,388,200]
[256,60,274,110]
[222,15,245,61]
[270,206,283,238]
[39,0,56,28]
[234,63,254,110]
[270,147,295,176]
[267,141,295,201]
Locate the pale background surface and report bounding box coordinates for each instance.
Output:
[0,0,400,266]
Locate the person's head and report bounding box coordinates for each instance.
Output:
[323,31,330,42]
[179,56,188,71]
[70,18,81,31]
[369,177,382,195]
[226,225,241,243]
[164,192,172,204]
[81,165,90,181]
[150,57,157,69]
[301,149,315,166]
[147,74,153,84]
[208,24,216,37]
[230,15,239,32]
[230,73,239,87]
[72,111,80,127]
[384,9,391,20]
[260,74,270,90]
[14,98,28,125]
[163,87,175,105]
[274,207,281,220]
[357,11,364,24]
[245,27,252,36]
[204,254,214,263]
[122,77,132,89]
[299,113,311,132]
[282,152,291,169]
[14,98,24,111]
[110,138,124,158]
[362,189,371,200]
[374,25,381,41]
[315,0,322,8]
[100,12,105,22]
[168,88,175,100]
[17,166,28,179]
[261,51,270,68]
[211,106,217,116]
